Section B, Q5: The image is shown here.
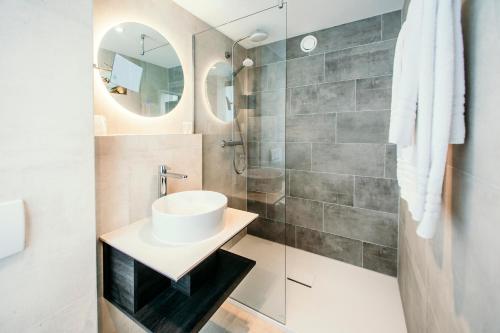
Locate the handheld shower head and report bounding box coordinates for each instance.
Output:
[233,57,254,77]
[242,58,254,67]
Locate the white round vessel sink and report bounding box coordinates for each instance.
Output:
[151,191,227,244]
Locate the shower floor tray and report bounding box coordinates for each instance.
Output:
[203,235,407,333]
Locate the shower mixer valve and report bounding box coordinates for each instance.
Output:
[220,139,243,148]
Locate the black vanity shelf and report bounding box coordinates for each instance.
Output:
[103,243,255,333]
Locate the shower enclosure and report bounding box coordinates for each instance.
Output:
[194,3,288,323]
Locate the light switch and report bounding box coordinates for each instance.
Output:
[0,200,25,260]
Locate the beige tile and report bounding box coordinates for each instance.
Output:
[95,133,202,331]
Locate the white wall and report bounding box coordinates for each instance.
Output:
[93,0,209,135]
[0,0,97,332]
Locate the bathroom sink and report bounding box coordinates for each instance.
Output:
[152,191,227,244]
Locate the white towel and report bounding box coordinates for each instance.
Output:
[449,0,466,144]
[389,0,466,239]
[388,0,422,147]
[416,0,465,238]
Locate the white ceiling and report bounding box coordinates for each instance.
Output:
[173,0,404,48]
[100,22,182,68]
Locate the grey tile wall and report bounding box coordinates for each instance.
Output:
[289,80,355,115]
[246,10,401,276]
[311,143,386,177]
[324,40,396,82]
[336,111,389,143]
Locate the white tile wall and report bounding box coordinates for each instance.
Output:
[0,0,96,331]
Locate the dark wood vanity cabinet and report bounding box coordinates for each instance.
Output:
[102,243,255,333]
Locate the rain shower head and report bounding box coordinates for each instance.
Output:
[226,30,269,60]
[248,30,268,43]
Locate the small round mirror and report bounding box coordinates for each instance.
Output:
[205,62,234,122]
[97,22,184,117]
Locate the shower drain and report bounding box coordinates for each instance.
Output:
[287,277,312,288]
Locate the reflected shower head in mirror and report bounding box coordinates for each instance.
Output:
[233,57,254,77]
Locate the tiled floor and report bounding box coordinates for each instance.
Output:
[203,235,407,333]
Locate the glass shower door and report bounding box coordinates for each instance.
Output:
[194,3,287,324]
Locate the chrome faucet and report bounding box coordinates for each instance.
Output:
[158,165,188,198]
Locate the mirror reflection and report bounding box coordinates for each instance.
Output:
[97,22,184,117]
[205,62,234,122]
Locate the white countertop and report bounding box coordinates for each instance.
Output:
[99,208,258,281]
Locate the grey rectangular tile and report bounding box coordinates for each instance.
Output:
[313,16,382,54]
[250,90,287,117]
[248,141,260,167]
[286,143,311,170]
[317,80,356,113]
[267,193,285,222]
[290,81,355,115]
[382,11,402,40]
[356,76,393,111]
[354,176,399,213]
[247,191,267,217]
[260,142,285,168]
[248,116,284,142]
[385,144,397,179]
[285,196,323,231]
[336,111,389,143]
[290,84,318,115]
[285,36,310,61]
[247,168,285,194]
[312,143,385,177]
[247,217,286,244]
[286,223,296,247]
[286,113,336,143]
[248,65,268,92]
[286,15,382,60]
[324,204,398,247]
[363,242,397,276]
[289,170,353,205]
[267,61,286,91]
[247,116,261,141]
[296,227,362,266]
[286,169,290,196]
[287,53,324,88]
[325,39,396,82]
[248,40,286,66]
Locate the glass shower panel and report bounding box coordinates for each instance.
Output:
[194,4,287,324]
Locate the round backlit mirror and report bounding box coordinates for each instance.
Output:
[97,22,184,117]
[205,62,234,122]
